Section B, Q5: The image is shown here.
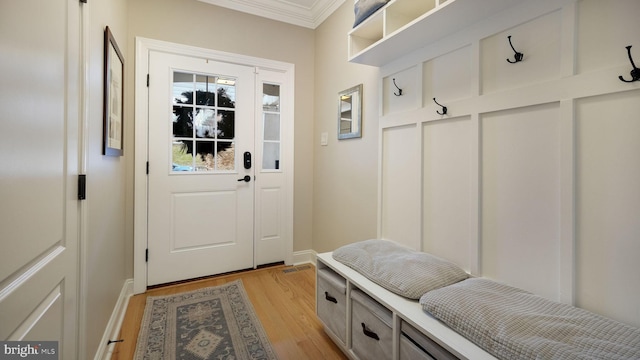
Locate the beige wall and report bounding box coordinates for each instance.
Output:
[84,0,129,358]
[125,0,316,255]
[312,2,380,253]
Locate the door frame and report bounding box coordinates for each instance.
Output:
[133,37,295,294]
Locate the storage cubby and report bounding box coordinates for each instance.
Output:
[385,0,436,35]
[348,0,528,66]
[348,13,385,59]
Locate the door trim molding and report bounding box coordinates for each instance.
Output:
[134,37,295,294]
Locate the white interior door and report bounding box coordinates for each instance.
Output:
[0,0,80,357]
[147,52,256,286]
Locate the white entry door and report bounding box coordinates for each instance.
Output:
[147,52,256,286]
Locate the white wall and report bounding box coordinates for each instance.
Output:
[377,0,640,327]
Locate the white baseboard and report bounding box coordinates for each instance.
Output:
[293,249,317,266]
[95,278,134,360]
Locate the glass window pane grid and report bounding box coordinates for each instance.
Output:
[262,83,281,171]
[171,70,237,173]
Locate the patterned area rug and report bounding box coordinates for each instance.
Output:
[134,280,278,360]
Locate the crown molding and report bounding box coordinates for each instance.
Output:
[197,0,346,29]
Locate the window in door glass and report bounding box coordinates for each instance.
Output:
[262,83,280,170]
[172,72,236,172]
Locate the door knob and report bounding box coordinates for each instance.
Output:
[237,175,251,182]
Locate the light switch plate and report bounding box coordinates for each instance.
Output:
[320,132,328,146]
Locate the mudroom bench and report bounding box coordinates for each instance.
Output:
[316,240,640,360]
[315,252,495,360]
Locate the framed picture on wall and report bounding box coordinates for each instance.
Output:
[103,26,124,156]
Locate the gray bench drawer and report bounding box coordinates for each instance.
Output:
[317,267,347,344]
[401,321,458,360]
[351,288,393,360]
[400,334,435,360]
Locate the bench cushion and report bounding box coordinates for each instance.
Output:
[420,278,640,360]
[332,239,469,299]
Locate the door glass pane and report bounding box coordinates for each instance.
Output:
[173,106,193,138]
[262,83,281,170]
[171,70,237,172]
[264,113,280,141]
[172,141,193,171]
[173,72,193,104]
[195,141,215,171]
[217,110,235,140]
[195,74,216,106]
[216,142,235,171]
[194,109,217,138]
[217,77,236,106]
[263,84,280,111]
[262,142,280,170]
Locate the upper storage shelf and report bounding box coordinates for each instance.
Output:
[348,0,526,67]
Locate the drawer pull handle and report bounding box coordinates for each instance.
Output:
[361,323,380,341]
[324,292,337,304]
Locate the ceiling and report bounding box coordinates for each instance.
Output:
[197,0,346,29]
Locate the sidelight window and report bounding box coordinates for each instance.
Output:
[262,83,281,170]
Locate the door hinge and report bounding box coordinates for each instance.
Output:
[80,0,87,3]
[146,74,150,87]
[78,174,87,200]
[146,161,149,174]
[145,249,149,262]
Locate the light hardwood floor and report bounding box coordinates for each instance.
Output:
[111,264,347,359]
